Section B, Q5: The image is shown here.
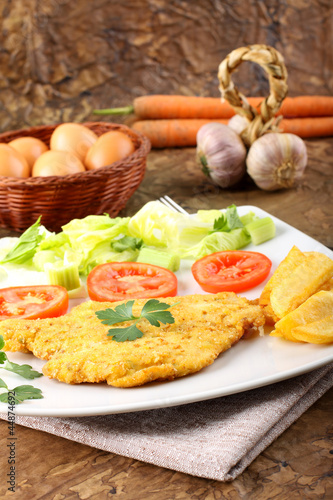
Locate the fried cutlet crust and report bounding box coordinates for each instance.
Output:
[0,293,265,387]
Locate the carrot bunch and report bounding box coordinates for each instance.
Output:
[94,95,333,148]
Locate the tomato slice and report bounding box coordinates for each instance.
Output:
[87,262,178,302]
[192,250,272,293]
[0,285,69,320]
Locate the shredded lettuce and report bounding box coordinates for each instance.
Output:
[33,250,59,272]
[196,209,223,224]
[33,215,131,276]
[127,201,212,249]
[182,228,251,260]
[62,215,130,252]
[0,202,275,279]
[127,201,183,247]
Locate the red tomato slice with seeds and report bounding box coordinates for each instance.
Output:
[87,262,178,302]
[0,285,69,320]
[192,250,272,293]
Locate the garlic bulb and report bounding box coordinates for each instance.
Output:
[228,115,250,135]
[246,133,307,191]
[196,122,247,188]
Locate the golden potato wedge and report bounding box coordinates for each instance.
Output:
[259,246,305,307]
[292,315,333,344]
[270,253,333,318]
[271,290,333,342]
[317,276,333,292]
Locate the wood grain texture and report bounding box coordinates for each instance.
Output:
[0,0,332,132]
[0,1,332,495]
[0,388,332,499]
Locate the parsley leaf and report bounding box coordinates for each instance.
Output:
[110,324,144,342]
[140,299,177,327]
[3,360,43,380]
[213,213,229,232]
[96,300,138,326]
[111,236,143,252]
[0,378,8,390]
[12,385,43,403]
[0,394,9,403]
[0,336,43,380]
[0,384,43,404]
[96,298,180,342]
[0,217,43,264]
[0,336,44,405]
[212,205,244,233]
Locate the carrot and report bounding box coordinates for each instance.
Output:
[132,117,333,148]
[280,117,333,137]
[279,97,333,118]
[132,119,228,148]
[94,95,333,120]
[94,96,239,119]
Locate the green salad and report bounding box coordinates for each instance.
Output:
[0,201,275,291]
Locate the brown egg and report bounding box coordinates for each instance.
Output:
[50,123,98,162]
[84,131,135,170]
[9,136,49,169]
[32,150,86,177]
[0,144,30,177]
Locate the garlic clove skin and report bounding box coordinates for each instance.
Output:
[196,122,247,188]
[246,132,308,191]
[228,115,250,135]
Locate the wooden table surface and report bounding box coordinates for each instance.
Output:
[0,137,332,499]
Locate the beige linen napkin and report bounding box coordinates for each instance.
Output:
[1,363,332,481]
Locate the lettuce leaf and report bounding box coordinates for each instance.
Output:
[60,216,132,275]
[0,203,272,279]
[182,228,251,260]
[31,214,132,276]
[0,217,51,265]
[127,201,212,249]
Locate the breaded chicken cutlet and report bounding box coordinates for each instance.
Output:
[0,293,265,388]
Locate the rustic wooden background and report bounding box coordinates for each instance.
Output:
[0,3,332,498]
[0,0,332,132]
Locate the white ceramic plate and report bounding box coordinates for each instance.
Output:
[0,206,332,417]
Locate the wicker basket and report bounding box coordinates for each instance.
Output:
[0,122,150,233]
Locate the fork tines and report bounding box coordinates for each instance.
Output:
[159,196,189,215]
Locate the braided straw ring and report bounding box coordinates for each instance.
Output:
[218,44,288,147]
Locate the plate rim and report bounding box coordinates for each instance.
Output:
[1,204,332,418]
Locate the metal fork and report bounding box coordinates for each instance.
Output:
[159,196,189,215]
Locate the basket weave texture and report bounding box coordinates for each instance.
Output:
[0,122,150,233]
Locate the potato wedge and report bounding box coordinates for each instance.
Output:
[318,276,333,292]
[292,316,333,344]
[271,290,333,342]
[259,246,305,307]
[270,252,333,318]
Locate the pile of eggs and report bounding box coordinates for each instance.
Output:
[0,123,135,178]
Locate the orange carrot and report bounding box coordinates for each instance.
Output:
[132,117,333,148]
[94,96,238,119]
[278,97,333,118]
[131,96,243,119]
[280,117,333,137]
[132,119,228,148]
[94,95,333,120]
